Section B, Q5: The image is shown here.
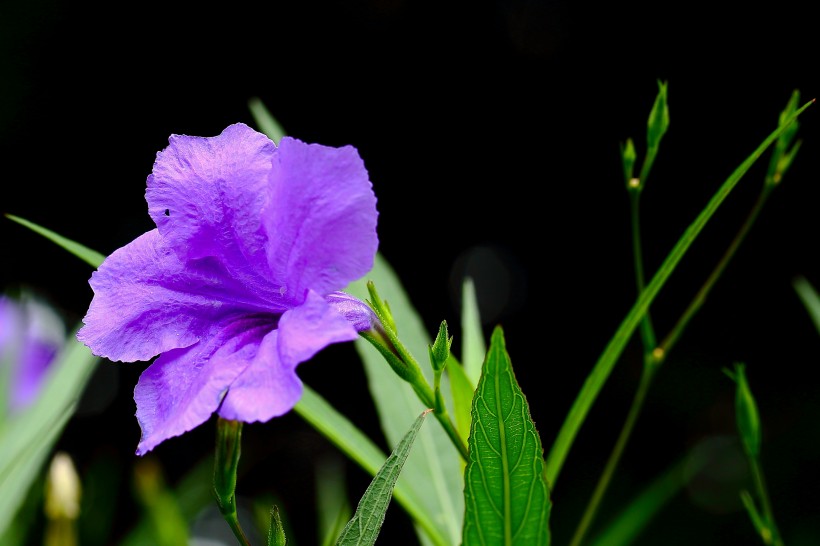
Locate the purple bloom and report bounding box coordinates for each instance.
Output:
[77,123,379,455]
[1,294,65,413]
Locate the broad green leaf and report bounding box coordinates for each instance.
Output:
[5,214,105,268]
[248,97,287,145]
[346,253,464,546]
[463,326,551,546]
[0,332,99,537]
[335,410,431,546]
[545,98,815,486]
[295,384,448,546]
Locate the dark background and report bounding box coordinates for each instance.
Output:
[3,1,820,545]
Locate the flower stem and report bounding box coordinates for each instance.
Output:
[568,363,656,546]
[749,456,784,546]
[213,418,253,546]
[657,186,772,360]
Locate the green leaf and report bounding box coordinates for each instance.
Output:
[248,97,287,145]
[447,354,475,449]
[132,457,190,546]
[317,457,352,546]
[461,277,485,386]
[346,253,465,546]
[545,98,815,486]
[335,410,431,546]
[589,447,709,546]
[463,326,551,546]
[294,384,448,546]
[0,331,99,537]
[792,275,820,334]
[4,214,105,268]
[268,505,287,546]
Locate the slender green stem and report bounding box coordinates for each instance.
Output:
[413,380,470,461]
[749,456,784,546]
[629,190,657,351]
[657,186,772,360]
[568,364,657,546]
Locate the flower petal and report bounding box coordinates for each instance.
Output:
[78,229,278,362]
[264,137,378,300]
[134,314,275,455]
[146,123,275,278]
[217,290,358,422]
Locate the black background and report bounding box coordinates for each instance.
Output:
[3,1,820,545]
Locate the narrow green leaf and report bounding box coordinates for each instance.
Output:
[132,457,189,546]
[317,457,352,546]
[4,214,105,268]
[461,277,485,386]
[248,97,287,145]
[346,253,465,546]
[447,354,475,448]
[588,447,709,546]
[294,384,448,546]
[268,505,287,546]
[0,332,99,537]
[740,490,770,543]
[545,99,815,486]
[335,410,431,546]
[463,326,551,546]
[793,275,820,334]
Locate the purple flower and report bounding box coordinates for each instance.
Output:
[1,294,65,413]
[77,123,379,455]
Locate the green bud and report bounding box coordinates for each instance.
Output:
[729,363,762,459]
[430,320,452,372]
[620,138,638,190]
[213,418,243,516]
[647,80,670,151]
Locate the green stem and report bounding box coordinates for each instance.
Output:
[749,456,784,546]
[657,186,772,360]
[568,364,656,546]
[629,189,657,351]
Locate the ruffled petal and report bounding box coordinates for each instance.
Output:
[134,314,276,455]
[263,137,378,300]
[217,290,358,422]
[146,123,276,285]
[78,229,276,362]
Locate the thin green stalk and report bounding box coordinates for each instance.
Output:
[568,364,656,546]
[629,191,657,351]
[656,186,772,361]
[544,99,812,488]
[749,456,784,546]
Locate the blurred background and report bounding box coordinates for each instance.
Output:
[3,1,820,544]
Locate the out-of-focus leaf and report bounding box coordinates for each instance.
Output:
[346,253,464,546]
[0,332,99,538]
[793,275,820,334]
[5,214,105,268]
[447,354,474,449]
[335,410,431,546]
[589,442,709,546]
[248,97,287,145]
[317,457,352,546]
[295,384,447,546]
[132,457,189,546]
[463,326,551,546]
[460,277,485,385]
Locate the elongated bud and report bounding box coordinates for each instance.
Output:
[44,451,81,546]
[620,138,637,189]
[647,80,670,151]
[214,418,243,516]
[729,363,761,459]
